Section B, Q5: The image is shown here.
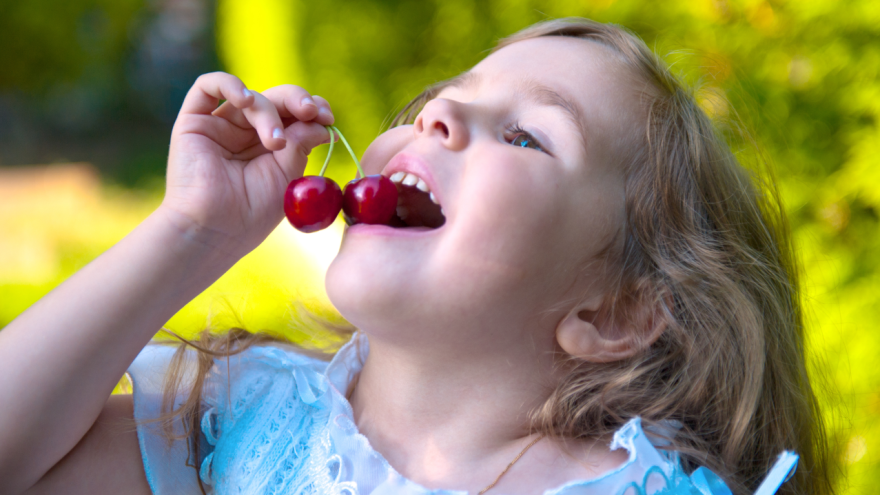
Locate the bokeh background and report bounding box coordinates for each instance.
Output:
[1,0,878,491]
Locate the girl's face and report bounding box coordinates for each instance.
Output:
[326,37,641,348]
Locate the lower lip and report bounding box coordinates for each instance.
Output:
[345,223,439,237]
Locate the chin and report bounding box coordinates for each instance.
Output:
[324,247,412,332]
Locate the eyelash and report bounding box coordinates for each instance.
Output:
[505,123,545,153]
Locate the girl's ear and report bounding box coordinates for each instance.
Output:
[555,294,667,363]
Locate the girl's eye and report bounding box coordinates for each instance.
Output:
[507,125,544,152]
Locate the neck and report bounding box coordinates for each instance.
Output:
[348,328,560,491]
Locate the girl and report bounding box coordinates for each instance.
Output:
[0,17,833,495]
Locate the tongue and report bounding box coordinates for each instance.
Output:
[396,186,445,228]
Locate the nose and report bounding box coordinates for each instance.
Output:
[413,98,469,151]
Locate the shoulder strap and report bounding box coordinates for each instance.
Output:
[754,451,799,495]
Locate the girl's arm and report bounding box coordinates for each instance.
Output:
[23,395,149,495]
[0,72,334,493]
[0,204,240,494]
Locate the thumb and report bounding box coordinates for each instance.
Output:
[274,121,333,182]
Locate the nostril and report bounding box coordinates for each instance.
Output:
[433,121,449,138]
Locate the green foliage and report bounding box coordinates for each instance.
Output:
[1,0,877,491]
[0,0,143,94]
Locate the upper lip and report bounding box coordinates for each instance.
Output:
[382,152,442,206]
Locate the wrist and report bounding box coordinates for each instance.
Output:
[152,203,253,268]
[144,205,251,282]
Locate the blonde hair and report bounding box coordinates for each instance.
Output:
[161,17,835,495]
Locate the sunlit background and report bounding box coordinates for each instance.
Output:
[1,0,878,491]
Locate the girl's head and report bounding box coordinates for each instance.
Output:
[327,31,637,354]
[323,17,833,495]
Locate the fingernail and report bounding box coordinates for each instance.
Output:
[243,88,252,98]
[301,96,315,107]
[318,107,331,117]
[272,128,284,140]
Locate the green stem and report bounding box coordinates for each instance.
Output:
[330,125,365,178]
[319,126,336,177]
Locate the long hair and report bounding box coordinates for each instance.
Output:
[160,17,835,495]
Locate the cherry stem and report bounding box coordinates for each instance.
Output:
[319,126,336,177]
[329,125,365,178]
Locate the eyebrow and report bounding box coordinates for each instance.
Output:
[445,71,482,92]
[445,72,588,151]
[520,80,588,148]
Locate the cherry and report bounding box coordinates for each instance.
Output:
[284,125,396,233]
[284,176,342,233]
[343,175,398,225]
[283,125,342,233]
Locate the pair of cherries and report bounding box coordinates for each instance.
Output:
[284,126,398,233]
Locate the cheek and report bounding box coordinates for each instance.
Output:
[474,168,561,243]
[360,126,412,175]
[437,154,624,299]
[434,154,569,291]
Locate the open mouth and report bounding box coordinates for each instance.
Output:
[387,171,446,229]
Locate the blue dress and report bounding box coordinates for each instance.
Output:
[127,334,797,495]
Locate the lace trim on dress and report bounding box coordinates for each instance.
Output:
[197,346,355,494]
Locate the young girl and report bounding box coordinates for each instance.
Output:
[0,17,833,495]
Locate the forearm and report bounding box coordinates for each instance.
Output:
[0,206,242,492]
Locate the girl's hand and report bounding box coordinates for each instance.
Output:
[162,72,334,257]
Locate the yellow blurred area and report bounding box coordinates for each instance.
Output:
[215,0,303,91]
[0,163,342,338]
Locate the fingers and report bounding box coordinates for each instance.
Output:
[179,72,254,116]
[205,91,285,151]
[239,92,287,151]
[181,73,336,156]
[262,85,321,122]
[175,114,263,154]
[214,85,335,128]
[271,121,334,182]
[308,95,335,126]
[177,72,283,151]
[211,100,253,129]
[211,83,335,154]
[256,86,335,126]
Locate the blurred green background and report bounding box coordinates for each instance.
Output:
[0,0,877,491]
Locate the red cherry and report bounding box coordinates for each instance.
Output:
[342,175,399,226]
[284,176,343,233]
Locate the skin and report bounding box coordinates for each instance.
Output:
[0,37,656,494]
[329,37,647,493]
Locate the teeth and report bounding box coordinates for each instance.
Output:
[402,173,419,186]
[388,170,443,210]
[396,206,409,219]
